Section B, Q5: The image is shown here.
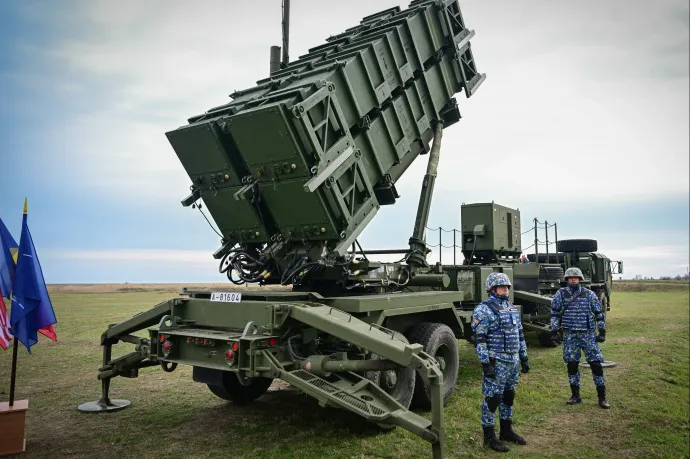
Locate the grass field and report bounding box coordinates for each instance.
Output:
[1,284,688,459]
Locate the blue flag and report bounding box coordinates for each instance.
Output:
[0,216,18,299]
[10,199,57,352]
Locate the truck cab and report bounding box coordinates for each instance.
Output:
[562,251,623,314]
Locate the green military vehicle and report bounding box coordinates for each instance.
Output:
[419,206,623,347]
[513,238,623,346]
[554,240,623,318]
[77,0,617,455]
[79,1,489,457]
[524,240,623,303]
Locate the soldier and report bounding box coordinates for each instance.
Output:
[551,267,610,408]
[471,272,530,453]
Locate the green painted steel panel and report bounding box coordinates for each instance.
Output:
[165,0,485,250]
[322,290,464,313]
[461,203,522,254]
[354,94,427,180]
[226,105,312,178]
[259,178,339,241]
[201,187,270,243]
[165,122,243,188]
[181,299,277,330]
[289,304,423,366]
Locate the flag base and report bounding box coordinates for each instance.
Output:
[0,399,28,456]
[77,398,131,413]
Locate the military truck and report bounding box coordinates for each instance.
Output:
[79,2,488,458]
[513,238,623,346]
[555,240,623,318]
[417,208,623,347]
[524,240,623,306]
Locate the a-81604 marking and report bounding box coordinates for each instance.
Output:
[210,292,242,303]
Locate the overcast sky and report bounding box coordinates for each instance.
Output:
[1,0,688,282]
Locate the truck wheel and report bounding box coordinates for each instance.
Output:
[536,301,553,316]
[365,331,416,430]
[556,239,598,253]
[207,372,273,405]
[538,331,557,347]
[597,291,608,320]
[407,322,459,410]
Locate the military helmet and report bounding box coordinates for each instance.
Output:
[564,267,584,280]
[486,272,512,291]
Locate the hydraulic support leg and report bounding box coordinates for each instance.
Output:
[77,301,171,413]
[77,341,131,412]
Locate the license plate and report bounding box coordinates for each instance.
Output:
[210,292,242,303]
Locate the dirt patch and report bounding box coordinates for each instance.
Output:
[267,379,296,392]
[663,323,687,330]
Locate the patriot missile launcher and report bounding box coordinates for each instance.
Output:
[79,2,486,457]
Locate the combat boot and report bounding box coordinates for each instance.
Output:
[499,419,527,445]
[483,425,510,452]
[566,384,581,405]
[597,385,610,409]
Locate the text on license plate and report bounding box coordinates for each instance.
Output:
[210,292,242,303]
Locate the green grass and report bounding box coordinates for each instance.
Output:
[1,289,688,458]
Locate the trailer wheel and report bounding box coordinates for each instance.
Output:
[365,331,416,430]
[407,322,459,410]
[536,302,553,316]
[538,331,557,347]
[207,372,273,405]
[365,331,416,408]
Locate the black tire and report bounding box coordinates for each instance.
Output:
[527,253,565,263]
[597,290,609,321]
[540,266,564,280]
[538,331,557,347]
[207,372,273,405]
[556,239,598,253]
[407,322,459,410]
[365,331,416,430]
[535,301,553,316]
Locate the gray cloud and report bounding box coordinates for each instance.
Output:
[673,4,690,29]
[5,0,688,278]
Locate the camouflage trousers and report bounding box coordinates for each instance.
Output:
[563,330,605,387]
[481,356,520,427]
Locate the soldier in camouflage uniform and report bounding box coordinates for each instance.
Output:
[551,267,610,408]
[471,272,530,452]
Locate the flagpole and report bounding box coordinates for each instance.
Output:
[9,336,18,406]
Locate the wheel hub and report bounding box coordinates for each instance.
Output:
[435,345,451,376]
[382,370,398,391]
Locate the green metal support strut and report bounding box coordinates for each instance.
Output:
[285,303,446,458]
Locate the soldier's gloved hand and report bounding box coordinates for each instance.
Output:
[596,329,606,343]
[520,357,530,374]
[551,330,562,345]
[481,362,496,379]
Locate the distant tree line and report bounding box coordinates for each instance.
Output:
[632,273,690,281]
